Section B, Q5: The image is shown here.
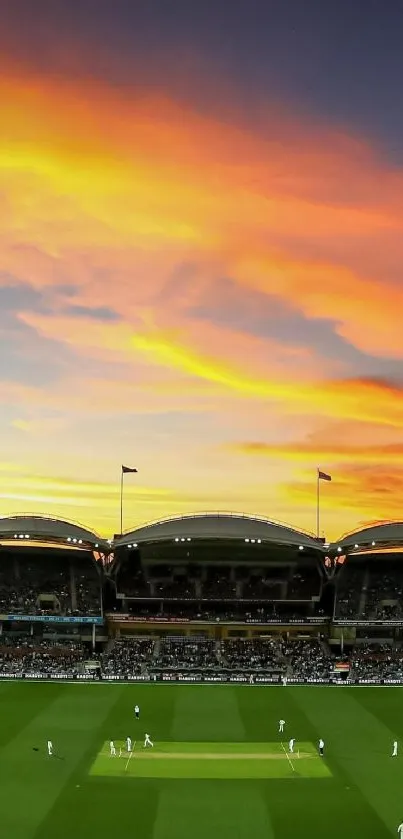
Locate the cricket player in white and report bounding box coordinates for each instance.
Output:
[127,737,133,753]
[279,719,285,733]
[319,739,325,756]
[144,733,154,748]
[134,705,140,720]
[110,740,116,757]
[397,823,403,836]
[393,740,398,757]
[282,676,287,687]
[47,740,53,756]
[288,738,295,754]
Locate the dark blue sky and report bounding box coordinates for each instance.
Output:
[2,0,403,159]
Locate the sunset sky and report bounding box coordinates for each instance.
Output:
[1,0,403,539]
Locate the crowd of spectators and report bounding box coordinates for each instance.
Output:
[334,565,365,619]
[242,575,283,600]
[153,638,220,671]
[75,564,103,615]
[350,643,403,680]
[221,638,284,672]
[101,638,154,677]
[284,638,332,679]
[119,601,324,623]
[154,579,196,598]
[0,636,89,675]
[363,565,403,621]
[0,554,102,616]
[116,560,322,602]
[335,561,403,622]
[1,633,403,682]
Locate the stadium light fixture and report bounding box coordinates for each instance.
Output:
[25,534,30,539]
[354,544,359,549]
[14,534,17,539]
[128,544,132,549]
[95,543,98,548]
[298,545,304,551]
[19,534,24,539]
[244,538,250,542]
[337,547,342,552]
[371,541,376,546]
[67,537,71,542]
[72,538,77,543]
[174,538,179,542]
[187,537,191,542]
[257,539,261,544]
[78,539,82,544]
[180,537,185,542]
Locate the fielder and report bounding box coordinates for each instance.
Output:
[127,736,133,753]
[110,740,116,757]
[134,705,140,720]
[319,738,325,757]
[393,740,398,757]
[288,738,295,754]
[397,823,403,837]
[144,733,154,748]
[47,740,53,757]
[279,719,285,733]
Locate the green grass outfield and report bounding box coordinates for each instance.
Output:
[1,683,403,838]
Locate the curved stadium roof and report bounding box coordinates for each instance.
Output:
[332,521,403,553]
[0,514,106,549]
[114,512,323,551]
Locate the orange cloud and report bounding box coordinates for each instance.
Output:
[13,310,403,430]
[230,440,403,466]
[281,466,403,516]
[231,252,403,360]
[1,67,403,367]
[127,328,403,428]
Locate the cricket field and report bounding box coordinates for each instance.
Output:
[0,681,402,838]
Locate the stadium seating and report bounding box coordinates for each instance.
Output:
[0,551,102,616]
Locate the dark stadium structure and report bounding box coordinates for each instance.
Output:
[0,514,106,623]
[107,513,329,626]
[329,522,403,637]
[2,511,403,685]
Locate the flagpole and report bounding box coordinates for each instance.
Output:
[316,468,320,538]
[120,466,138,536]
[120,468,124,536]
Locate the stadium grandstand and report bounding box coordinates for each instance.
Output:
[1,512,403,684]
